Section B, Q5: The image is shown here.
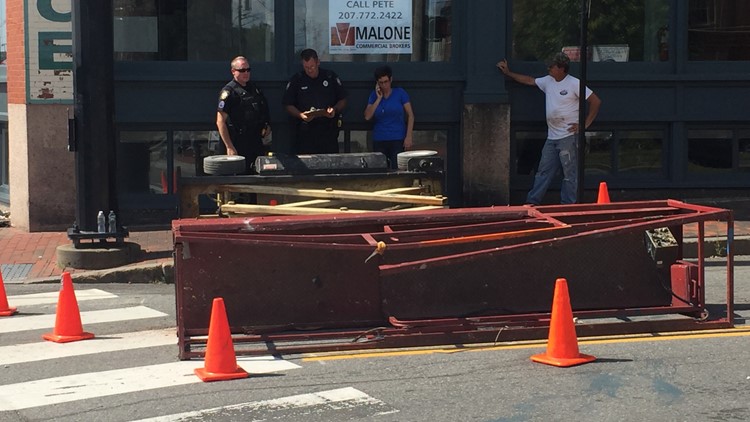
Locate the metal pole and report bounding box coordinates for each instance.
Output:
[72,0,116,231]
[576,0,590,203]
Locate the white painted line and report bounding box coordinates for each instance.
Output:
[0,306,168,334]
[7,289,118,306]
[0,357,300,411]
[0,328,177,365]
[133,387,392,422]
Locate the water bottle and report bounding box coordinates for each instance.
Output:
[108,211,117,233]
[97,211,106,233]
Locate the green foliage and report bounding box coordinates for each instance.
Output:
[512,0,669,62]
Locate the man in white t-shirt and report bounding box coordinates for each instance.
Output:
[497,52,602,205]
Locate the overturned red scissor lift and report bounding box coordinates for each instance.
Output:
[172,199,734,359]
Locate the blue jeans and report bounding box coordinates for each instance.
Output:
[525,134,578,205]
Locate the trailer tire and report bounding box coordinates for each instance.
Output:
[203,155,246,175]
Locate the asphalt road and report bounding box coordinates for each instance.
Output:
[1,257,748,422]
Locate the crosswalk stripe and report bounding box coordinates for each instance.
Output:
[0,357,301,411]
[0,328,177,365]
[0,306,168,334]
[7,289,118,306]
[133,387,395,422]
[8,289,117,307]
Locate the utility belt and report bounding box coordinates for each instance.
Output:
[229,123,262,137]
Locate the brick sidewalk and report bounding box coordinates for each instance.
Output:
[0,226,172,282]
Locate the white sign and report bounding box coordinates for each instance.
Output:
[25,0,73,103]
[592,45,630,62]
[329,0,412,55]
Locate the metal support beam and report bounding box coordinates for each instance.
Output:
[576,0,590,203]
[71,0,116,231]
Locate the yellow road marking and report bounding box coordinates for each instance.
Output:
[302,326,750,362]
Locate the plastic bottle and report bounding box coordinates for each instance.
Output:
[97,211,106,233]
[108,210,117,233]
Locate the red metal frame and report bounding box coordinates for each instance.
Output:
[173,200,734,358]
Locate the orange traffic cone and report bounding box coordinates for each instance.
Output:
[596,182,610,204]
[0,270,18,317]
[42,272,95,343]
[531,278,595,367]
[194,298,248,382]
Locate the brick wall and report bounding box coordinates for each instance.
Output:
[7,0,26,104]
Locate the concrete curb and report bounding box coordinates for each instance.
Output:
[25,262,174,285]
[683,236,750,259]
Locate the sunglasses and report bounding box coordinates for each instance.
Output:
[234,67,251,73]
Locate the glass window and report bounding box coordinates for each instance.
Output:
[689,0,750,60]
[0,124,8,204]
[688,129,732,173]
[174,130,217,177]
[514,131,545,175]
[347,129,447,157]
[515,128,664,177]
[585,131,613,176]
[740,131,750,171]
[294,0,452,62]
[117,131,169,194]
[512,0,669,62]
[114,0,275,61]
[618,131,664,174]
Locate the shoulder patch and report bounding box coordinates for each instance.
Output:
[220,90,230,100]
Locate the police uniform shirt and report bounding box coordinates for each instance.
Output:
[282,68,347,115]
[217,80,269,135]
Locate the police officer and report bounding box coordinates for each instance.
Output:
[216,56,271,174]
[283,49,348,154]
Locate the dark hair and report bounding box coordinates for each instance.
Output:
[373,65,392,81]
[300,49,319,61]
[549,52,570,73]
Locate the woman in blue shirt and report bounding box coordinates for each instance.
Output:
[364,65,414,169]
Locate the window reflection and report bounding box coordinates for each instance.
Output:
[514,131,546,175]
[618,131,663,174]
[348,129,447,157]
[512,0,669,62]
[738,130,750,171]
[117,131,169,195]
[173,131,216,177]
[515,129,664,177]
[585,132,612,175]
[114,0,275,61]
[689,0,750,61]
[688,129,732,173]
[740,132,750,171]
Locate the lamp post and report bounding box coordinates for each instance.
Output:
[576,0,590,203]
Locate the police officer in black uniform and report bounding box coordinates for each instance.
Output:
[283,49,347,154]
[216,56,271,174]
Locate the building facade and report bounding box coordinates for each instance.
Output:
[3,0,749,230]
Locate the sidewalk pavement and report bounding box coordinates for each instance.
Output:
[1,219,749,285]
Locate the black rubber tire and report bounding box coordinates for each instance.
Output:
[203,155,246,175]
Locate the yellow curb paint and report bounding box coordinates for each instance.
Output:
[302,326,750,362]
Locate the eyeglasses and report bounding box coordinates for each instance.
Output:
[233,68,251,73]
